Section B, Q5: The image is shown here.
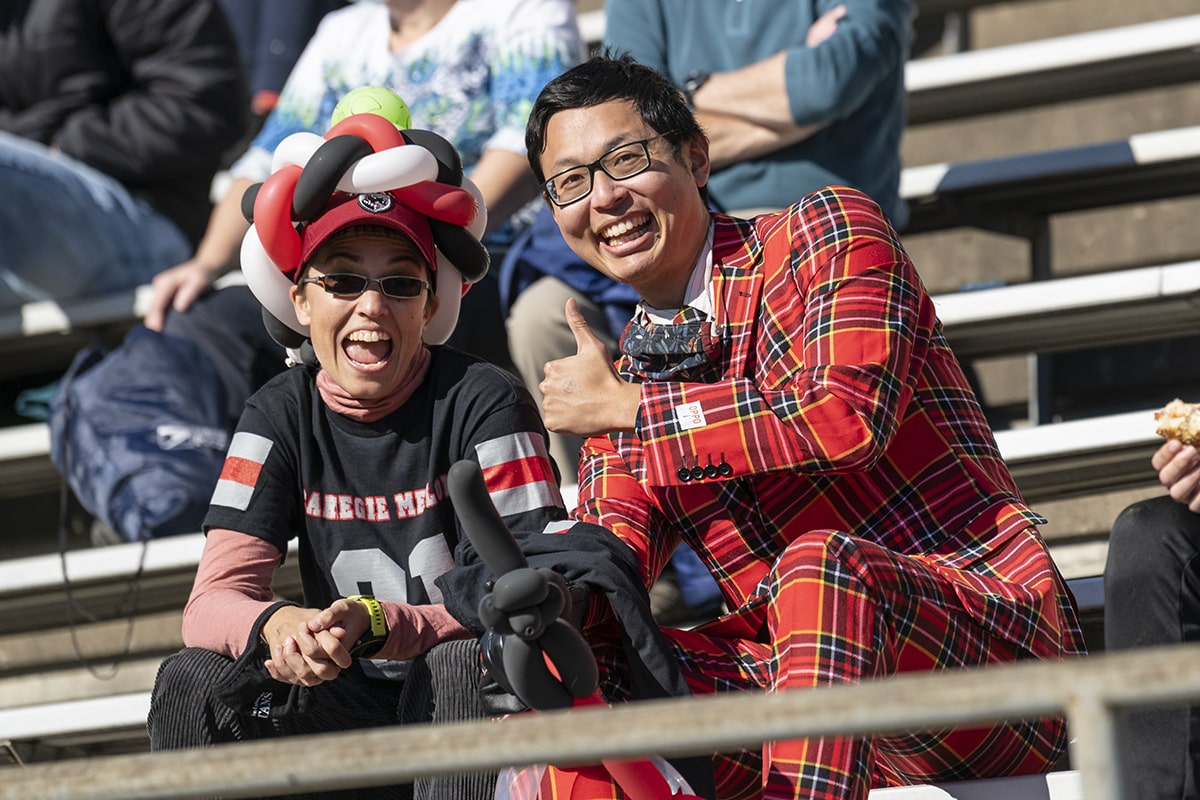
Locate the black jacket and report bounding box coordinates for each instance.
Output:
[0,0,248,244]
[437,523,717,799]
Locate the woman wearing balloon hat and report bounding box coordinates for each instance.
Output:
[146,116,566,800]
[143,0,585,377]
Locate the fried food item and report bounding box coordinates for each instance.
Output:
[1155,398,1200,446]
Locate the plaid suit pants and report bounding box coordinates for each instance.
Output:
[664,529,1071,800]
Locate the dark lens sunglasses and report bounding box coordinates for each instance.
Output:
[300,273,430,299]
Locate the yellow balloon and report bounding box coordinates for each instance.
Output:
[331,86,412,131]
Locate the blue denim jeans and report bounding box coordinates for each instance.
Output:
[0,130,191,308]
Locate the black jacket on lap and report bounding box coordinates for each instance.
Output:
[0,0,248,244]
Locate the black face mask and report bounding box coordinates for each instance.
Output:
[620,305,724,383]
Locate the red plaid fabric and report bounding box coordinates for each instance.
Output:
[573,187,1085,799]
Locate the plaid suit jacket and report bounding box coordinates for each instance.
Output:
[575,186,1080,656]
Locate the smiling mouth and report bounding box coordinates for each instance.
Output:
[600,214,651,247]
[343,330,393,367]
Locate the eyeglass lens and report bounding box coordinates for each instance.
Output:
[312,273,428,298]
[548,140,653,205]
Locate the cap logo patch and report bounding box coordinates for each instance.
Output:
[358,193,393,214]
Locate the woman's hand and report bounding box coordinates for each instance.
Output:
[261,600,369,686]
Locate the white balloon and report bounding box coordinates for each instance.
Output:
[240,224,309,338]
[460,176,487,240]
[271,131,325,172]
[424,252,463,345]
[338,146,439,194]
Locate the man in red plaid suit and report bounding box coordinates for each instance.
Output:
[525,54,1085,800]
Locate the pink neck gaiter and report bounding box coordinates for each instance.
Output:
[315,346,432,422]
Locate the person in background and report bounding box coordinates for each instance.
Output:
[506,0,912,427]
[506,0,912,616]
[217,0,349,137]
[145,0,584,378]
[528,54,1084,800]
[147,124,565,800]
[1104,435,1200,800]
[605,0,911,225]
[0,0,246,308]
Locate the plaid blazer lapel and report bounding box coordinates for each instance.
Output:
[711,215,764,380]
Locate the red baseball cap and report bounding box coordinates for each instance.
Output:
[298,192,437,275]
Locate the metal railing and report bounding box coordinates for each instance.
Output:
[4,642,1200,800]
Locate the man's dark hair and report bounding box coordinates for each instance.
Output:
[525,50,706,186]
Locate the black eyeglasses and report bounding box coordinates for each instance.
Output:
[543,133,674,207]
[300,273,430,299]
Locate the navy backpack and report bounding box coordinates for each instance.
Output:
[48,326,230,542]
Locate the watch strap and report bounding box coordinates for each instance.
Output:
[346,594,387,657]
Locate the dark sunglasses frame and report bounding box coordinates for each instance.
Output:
[300,272,431,299]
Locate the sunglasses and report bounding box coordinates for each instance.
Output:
[300,272,430,299]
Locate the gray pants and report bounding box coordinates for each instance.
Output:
[147,640,495,800]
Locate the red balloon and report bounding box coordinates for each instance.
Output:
[324,112,406,153]
[253,164,303,275]
[395,181,477,227]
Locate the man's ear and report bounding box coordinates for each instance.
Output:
[291,284,311,327]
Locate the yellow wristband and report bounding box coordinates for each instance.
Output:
[347,594,387,638]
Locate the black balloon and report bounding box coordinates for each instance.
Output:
[291,134,374,220]
[430,219,489,284]
[261,307,307,350]
[240,182,262,224]
[401,128,463,186]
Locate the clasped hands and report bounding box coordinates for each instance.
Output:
[260,599,382,687]
[539,298,640,437]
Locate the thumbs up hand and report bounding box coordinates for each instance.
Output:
[539,299,641,437]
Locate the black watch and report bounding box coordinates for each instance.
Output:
[346,594,388,658]
[682,70,711,110]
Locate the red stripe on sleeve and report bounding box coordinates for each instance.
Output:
[219,456,264,487]
[481,455,556,493]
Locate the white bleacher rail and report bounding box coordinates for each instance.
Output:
[0,533,302,636]
[933,260,1200,360]
[900,124,1200,236]
[904,14,1200,123]
[996,407,1160,497]
[5,642,1200,800]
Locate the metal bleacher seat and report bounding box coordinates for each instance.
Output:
[905,14,1200,123]
[902,124,1200,238]
[934,259,1200,360]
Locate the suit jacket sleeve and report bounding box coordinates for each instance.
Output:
[633,187,935,487]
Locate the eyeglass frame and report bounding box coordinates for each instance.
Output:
[542,132,677,207]
[299,272,432,300]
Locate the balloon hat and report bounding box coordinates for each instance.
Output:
[239,87,489,349]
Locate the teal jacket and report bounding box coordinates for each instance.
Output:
[604,0,913,229]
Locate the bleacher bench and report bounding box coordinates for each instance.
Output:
[933,260,1200,360]
[901,124,1200,237]
[905,14,1200,123]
